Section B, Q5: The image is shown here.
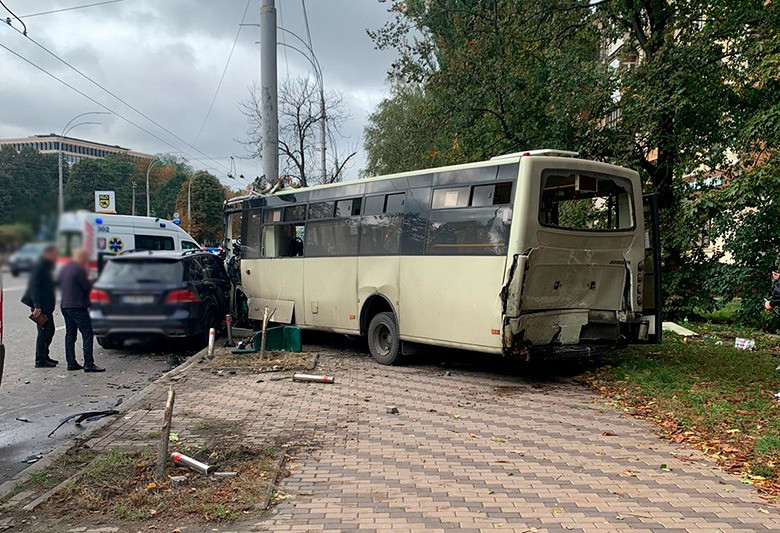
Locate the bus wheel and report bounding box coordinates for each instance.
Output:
[367,312,401,365]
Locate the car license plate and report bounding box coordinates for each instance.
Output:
[122,295,154,305]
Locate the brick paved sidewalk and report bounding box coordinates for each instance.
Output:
[90,347,779,532]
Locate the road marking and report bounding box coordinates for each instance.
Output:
[1,286,25,292]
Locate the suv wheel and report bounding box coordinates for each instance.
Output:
[97,336,121,350]
[367,312,402,365]
[202,307,219,344]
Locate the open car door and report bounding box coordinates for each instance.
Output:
[642,193,662,343]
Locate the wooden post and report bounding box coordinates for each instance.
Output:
[259,307,269,359]
[155,386,176,483]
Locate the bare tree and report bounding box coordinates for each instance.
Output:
[240,75,357,188]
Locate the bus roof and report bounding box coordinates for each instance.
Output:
[227,150,632,206]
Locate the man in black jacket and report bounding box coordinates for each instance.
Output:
[765,267,780,313]
[21,244,59,368]
[59,249,104,372]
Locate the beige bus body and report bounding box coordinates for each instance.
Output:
[230,153,650,360]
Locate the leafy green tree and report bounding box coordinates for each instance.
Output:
[150,158,193,218]
[65,155,136,214]
[367,0,779,320]
[175,172,226,245]
[363,83,452,176]
[367,0,612,168]
[0,146,59,229]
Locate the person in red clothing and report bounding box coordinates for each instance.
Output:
[59,249,104,372]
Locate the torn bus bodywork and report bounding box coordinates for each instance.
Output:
[500,158,662,359]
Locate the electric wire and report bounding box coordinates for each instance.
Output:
[0,43,226,177]
[0,0,27,35]
[2,23,231,174]
[300,0,314,54]
[192,0,251,146]
[19,0,126,19]
[279,0,289,73]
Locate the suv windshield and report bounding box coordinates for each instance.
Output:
[100,259,183,284]
[540,170,634,231]
[18,243,46,255]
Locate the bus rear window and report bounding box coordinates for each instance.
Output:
[540,171,634,231]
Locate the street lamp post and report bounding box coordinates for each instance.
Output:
[58,112,109,216]
[187,172,208,233]
[145,155,165,217]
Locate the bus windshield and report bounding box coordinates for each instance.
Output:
[540,171,634,231]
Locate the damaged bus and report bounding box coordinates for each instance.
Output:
[223,150,661,364]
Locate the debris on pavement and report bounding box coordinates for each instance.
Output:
[47,409,120,437]
[15,416,31,423]
[386,405,399,414]
[213,471,238,478]
[169,475,189,486]
[170,452,216,476]
[22,454,43,464]
[293,373,335,384]
[734,337,756,350]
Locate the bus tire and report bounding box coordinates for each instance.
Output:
[367,312,401,365]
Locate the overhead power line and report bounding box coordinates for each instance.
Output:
[0,0,27,34]
[2,22,231,174]
[0,43,226,177]
[19,0,126,19]
[192,0,251,146]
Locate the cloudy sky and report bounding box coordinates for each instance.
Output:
[0,0,398,187]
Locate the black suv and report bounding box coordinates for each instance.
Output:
[90,251,230,348]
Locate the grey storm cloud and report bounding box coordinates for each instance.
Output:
[0,0,398,184]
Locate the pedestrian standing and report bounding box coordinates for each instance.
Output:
[764,266,780,313]
[59,249,105,372]
[21,244,59,368]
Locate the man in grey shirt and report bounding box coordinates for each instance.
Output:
[59,249,104,372]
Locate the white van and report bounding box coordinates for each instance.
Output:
[57,211,201,279]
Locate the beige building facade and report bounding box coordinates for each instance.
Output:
[0,134,153,166]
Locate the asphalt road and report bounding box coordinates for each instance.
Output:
[0,271,178,483]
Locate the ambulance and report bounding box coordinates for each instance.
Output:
[57,211,201,279]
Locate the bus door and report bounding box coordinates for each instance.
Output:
[641,193,662,343]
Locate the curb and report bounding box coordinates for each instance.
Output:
[0,345,209,501]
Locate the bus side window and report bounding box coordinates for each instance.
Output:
[358,192,404,255]
[244,210,262,259]
[425,181,514,255]
[262,207,305,258]
[400,187,431,255]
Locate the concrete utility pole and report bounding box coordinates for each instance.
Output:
[260,0,278,186]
